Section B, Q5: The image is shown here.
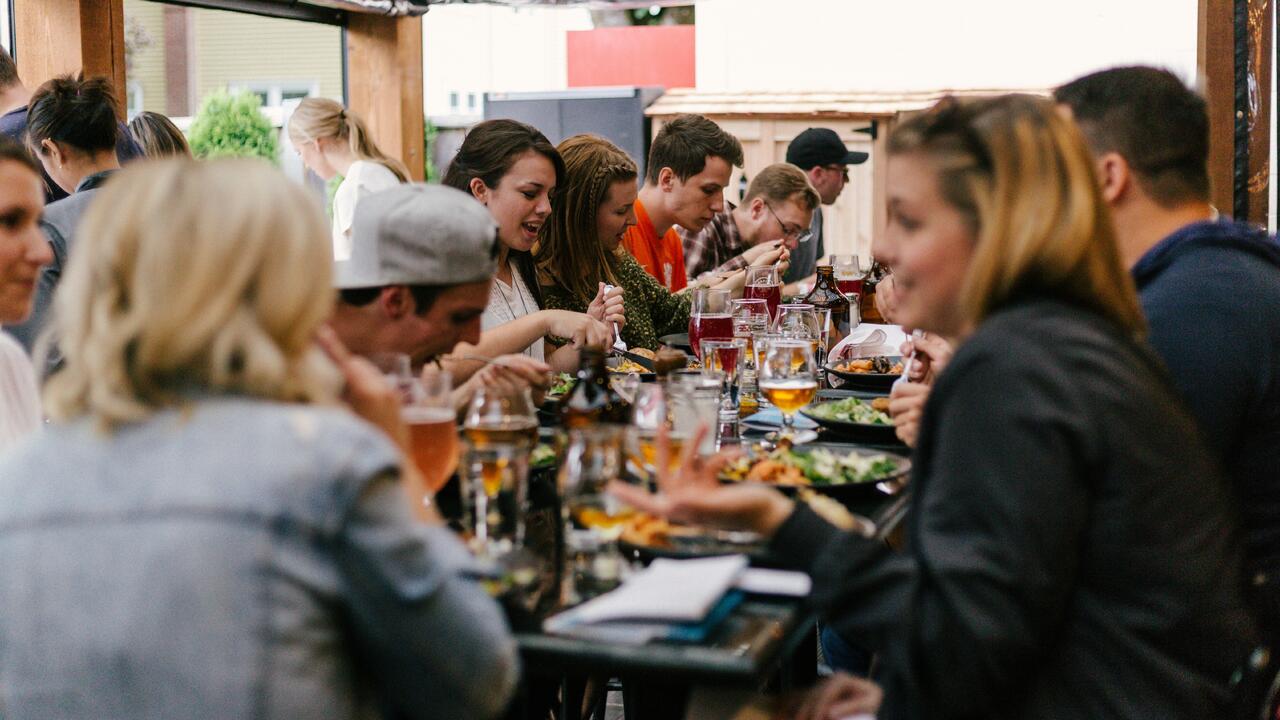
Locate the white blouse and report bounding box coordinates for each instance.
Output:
[331,161,401,262]
[481,261,544,361]
[0,331,41,453]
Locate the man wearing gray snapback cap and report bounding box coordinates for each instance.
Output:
[328,183,549,395]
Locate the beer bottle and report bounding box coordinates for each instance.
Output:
[560,346,631,428]
[803,265,852,344]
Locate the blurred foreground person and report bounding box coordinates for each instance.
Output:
[614,95,1255,719]
[1057,66,1280,642]
[127,111,192,159]
[0,158,518,719]
[0,138,49,451]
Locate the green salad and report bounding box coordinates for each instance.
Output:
[799,448,900,486]
[805,396,892,425]
[531,443,557,468]
[548,372,575,397]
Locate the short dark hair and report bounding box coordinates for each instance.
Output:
[0,48,19,89]
[27,74,120,156]
[1054,66,1209,207]
[645,114,744,185]
[337,285,444,316]
[442,118,565,196]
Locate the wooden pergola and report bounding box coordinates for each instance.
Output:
[8,0,1277,225]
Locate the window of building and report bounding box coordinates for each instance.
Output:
[468,92,477,111]
[450,91,460,111]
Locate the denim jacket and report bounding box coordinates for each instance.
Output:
[0,397,517,719]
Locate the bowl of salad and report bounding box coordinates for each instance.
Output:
[800,395,900,444]
[720,443,910,504]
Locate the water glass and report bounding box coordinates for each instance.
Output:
[558,426,629,602]
[700,338,747,419]
[668,370,722,454]
[461,386,537,558]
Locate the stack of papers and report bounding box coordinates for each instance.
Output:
[544,555,811,644]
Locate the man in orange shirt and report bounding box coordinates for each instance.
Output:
[624,114,744,292]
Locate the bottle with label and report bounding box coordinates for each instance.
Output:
[802,265,852,346]
[559,346,631,428]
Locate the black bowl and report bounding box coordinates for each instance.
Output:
[722,442,911,508]
[825,355,903,392]
[658,333,692,353]
[800,403,900,445]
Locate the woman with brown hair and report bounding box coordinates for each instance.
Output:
[536,133,690,351]
[442,119,616,375]
[127,111,191,159]
[614,94,1255,719]
[287,97,408,262]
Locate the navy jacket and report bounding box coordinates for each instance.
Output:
[1132,220,1280,580]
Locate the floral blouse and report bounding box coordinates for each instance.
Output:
[541,252,691,351]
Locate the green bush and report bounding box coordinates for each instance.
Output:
[188,90,279,164]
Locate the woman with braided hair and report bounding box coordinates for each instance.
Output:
[537,134,722,351]
[287,97,408,262]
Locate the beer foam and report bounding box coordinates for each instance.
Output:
[402,407,455,424]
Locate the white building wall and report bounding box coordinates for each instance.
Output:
[697,0,1200,93]
[422,5,593,119]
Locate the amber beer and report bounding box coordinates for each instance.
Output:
[463,419,539,450]
[629,431,687,475]
[403,406,459,494]
[759,378,818,414]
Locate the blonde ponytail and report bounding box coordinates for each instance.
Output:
[287,97,410,182]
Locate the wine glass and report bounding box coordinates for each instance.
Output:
[402,372,457,497]
[627,384,680,485]
[461,386,538,557]
[744,265,782,322]
[700,337,746,419]
[558,426,629,602]
[758,338,818,437]
[688,287,732,361]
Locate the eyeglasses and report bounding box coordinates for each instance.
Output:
[821,164,850,182]
[765,203,813,244]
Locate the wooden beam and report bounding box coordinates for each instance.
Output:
[346,14,425,182]
[1200,0,1237,216]
[12,0,127,120]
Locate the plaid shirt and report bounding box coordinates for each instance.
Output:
[679,202,750,282]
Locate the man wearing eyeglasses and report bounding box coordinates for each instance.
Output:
[680,162,818,283]
[784,128,870,286]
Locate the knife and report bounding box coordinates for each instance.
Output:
[609,347,656,372]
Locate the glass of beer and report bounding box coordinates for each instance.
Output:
[461,386,538,558]
[759,338,818,437]
[627,384,684,483]
[402,372,458,496]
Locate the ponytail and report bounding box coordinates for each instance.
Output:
[343,111,410,183]
[287,97,410,182]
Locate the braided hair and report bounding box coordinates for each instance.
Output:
[534,134,637,305]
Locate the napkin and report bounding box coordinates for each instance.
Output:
[830,323,908,361]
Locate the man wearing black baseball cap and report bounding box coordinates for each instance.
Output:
[784,128,870,284]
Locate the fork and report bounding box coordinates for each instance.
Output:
[603,283,627,352]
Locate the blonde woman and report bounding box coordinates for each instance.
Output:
[614,95,1254,719]
[0,158,516,718]
[287,97,409,261]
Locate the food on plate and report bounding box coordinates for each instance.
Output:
[834,356,904,375]
[619,513,674,547]
[608,358,649,374]
[805,396,892,425]
[548,372,575,397]
[531,443,557,468]
[722,447,900,487]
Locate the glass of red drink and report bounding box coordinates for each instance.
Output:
[688,288,733,360]
[744,265,782,322]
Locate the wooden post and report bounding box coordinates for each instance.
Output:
[1200,0,1237,216]
[346,14,425,181]
[12,0,126,120]
[1199,0,1274,223]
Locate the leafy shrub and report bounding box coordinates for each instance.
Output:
[188,90,278,164]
